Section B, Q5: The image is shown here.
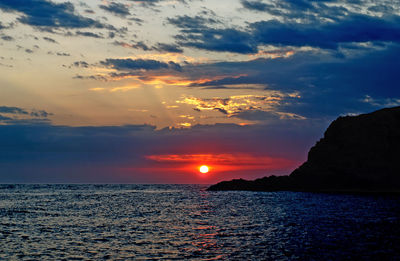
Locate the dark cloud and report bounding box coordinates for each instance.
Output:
[154,43,184,53]
[72,61,89,68]
[0,106,52,126]
[128,0,162,7]
[99,2,130,17]
[76,31,103,38]
[179,44,400,118]
[108,31,116,38]
[0,0,106,29]
[73,74,108,81]
[132,41,152,51]
[176,27,256,54]
[113,41,183,53]
[0,114,13,121]
[47,51,70,56]
[100,58,182,71]
[251,14,400,50]
[171,13,400,53]
[0,106,51,118]
[241,0,269,11]
[0,106,29,115]
[43,36,58,43]
[167,15,220,30]
[240,0,351,21]
[368,4,395,13]
[84,9,95,14]
[128,0,187,7]
[113,40,152,51]
[56,52,70,56]
[0,118,51,125]
[1,35,14,41]
[129,17,144,26]
[82,43,399,119]
[168,15,257,54]
[30,110,51,118]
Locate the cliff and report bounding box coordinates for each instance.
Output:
[208,106,400,192]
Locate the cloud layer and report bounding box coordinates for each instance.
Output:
[1,0,400,182]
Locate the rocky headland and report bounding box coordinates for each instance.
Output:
[208,107,400,193]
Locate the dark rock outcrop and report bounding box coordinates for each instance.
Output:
[208,106,400,192]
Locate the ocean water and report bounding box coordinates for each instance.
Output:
[1,185,400,260]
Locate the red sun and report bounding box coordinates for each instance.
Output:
[199,165,209,174]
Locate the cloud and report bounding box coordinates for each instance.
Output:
[72,61,90,68]
[0,0,106,29]
[181,44,400,118]
[0,121,322,183]
[170,13,400,53]
[176,93,304,121]
[76,31,103,38]
[71,38,400,122]
[361,95,400,108]
[56,52,70,56]
[113,41,183,53]
[153,43,184,53]
[99,2,130,17]
[43,36,58,43]
[73,74,108,81]
[0,106,52,125]
[30,110,51,117]
[0,114,13,121]
[128,0,162,7]
[88,43,399,119]
[129,17,144,25]
[0,106,29,115]
[47,51,70,56]
[113,41,152,51]
[100,58,182,71]
[251,14,400,50]
[179,28,256,54]
[240,0,354,21]
[128,0,188,7]
[1,35,14,41]
[167,15,220,29]
[241,0,269,12]
[145,153,298,173]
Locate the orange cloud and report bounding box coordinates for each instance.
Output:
[145,153,299,173]
[137,74,248,86]
[176,93,304,119]
[250,50,295,59]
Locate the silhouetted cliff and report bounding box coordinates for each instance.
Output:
[208,106,400,192]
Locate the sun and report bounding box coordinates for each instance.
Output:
[199,165,209,174]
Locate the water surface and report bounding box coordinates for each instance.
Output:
[1,184,399,260]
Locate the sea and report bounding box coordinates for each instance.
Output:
[1,184,400,260]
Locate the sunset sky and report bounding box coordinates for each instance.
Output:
[0,0,399,183]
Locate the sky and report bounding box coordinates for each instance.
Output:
[0,0,399,183]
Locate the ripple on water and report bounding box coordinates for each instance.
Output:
[0,184,400,260]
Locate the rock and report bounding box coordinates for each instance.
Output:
[207,106,400,192]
